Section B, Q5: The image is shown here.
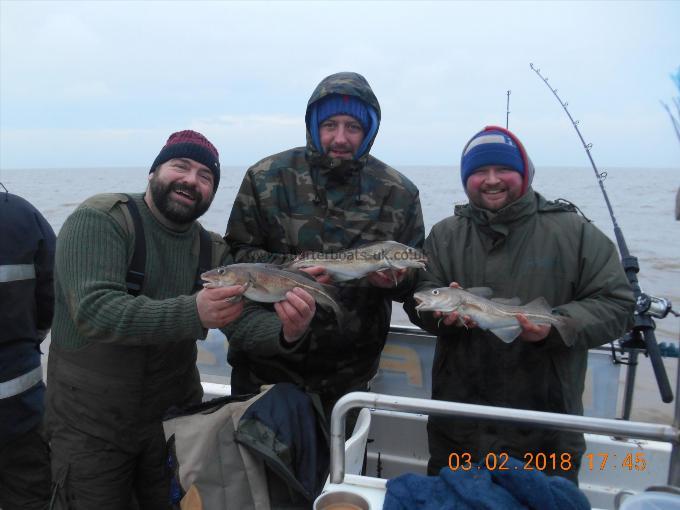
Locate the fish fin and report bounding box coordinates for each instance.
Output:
[378,257,399,286]
[370,267,397,285]
[281,267,319,281]
[257,262,287,270]
[522,296,553,314]
[552,315,578,347]
[491,297,522,306]
[465,287,494,299]
[330,273,359,282]
[249,279,271,293]
[489,326,522,343]
[285,252,315,268]
[318,282,339,295]
[314,283,344,324]
[225,281,249,302]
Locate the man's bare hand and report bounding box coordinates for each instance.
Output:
[434,310,478,328]
[366,268,407,288]
[275,287,316,343]
[196,285,245,328]
[516,314,551,342]
[433,282,477,328]
[299,266,332,284]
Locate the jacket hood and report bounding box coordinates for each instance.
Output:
[304,72,381,162]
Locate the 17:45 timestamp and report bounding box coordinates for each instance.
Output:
[584,452,647,471]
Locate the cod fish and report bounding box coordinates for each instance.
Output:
[413,286,576,345]
[201,263,343,321]
[288,241,427,284]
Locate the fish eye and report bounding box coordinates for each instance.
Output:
[217,268,224,275]
[432,289,440,295]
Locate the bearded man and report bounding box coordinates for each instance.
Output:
[45,130,246,509]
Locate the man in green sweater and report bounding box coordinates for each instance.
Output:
[406,126,634,483]
[45,131,247,509]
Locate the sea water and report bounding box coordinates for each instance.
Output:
[1,164,678,423]
[2,165,677,341]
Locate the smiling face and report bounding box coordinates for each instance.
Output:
[465,165,524,211]
[319,114,365,160]
[148,158,214,224]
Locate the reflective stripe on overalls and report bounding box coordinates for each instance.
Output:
[0,365,43,399]
[0,263,36,283]
[0,263,43,398]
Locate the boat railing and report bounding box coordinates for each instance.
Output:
[329,391,680,486]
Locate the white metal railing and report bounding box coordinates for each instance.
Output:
[329,392,680,486]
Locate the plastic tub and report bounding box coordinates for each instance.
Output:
[314,490,371,510]
[619,491,680,510]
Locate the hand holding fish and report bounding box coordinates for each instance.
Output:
[366,268,408,288]
[298,265,333,285]
[432,282,478,328]
[413,283,577,345]
[276,287,316,343]
[434,309,478,328]
[196,285,246,329]
[201,263,343,323]
[516,313,551,342]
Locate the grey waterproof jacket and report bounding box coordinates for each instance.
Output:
[405,189,635,475]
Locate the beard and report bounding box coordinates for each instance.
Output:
[149,173,212,224]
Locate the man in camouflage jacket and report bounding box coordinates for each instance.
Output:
[224,72,424,415]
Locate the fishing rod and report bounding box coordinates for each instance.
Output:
[529,63,677,407]
[506,90,511,129]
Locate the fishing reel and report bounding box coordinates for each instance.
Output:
[619,292,677,353]
[636,293,679,320]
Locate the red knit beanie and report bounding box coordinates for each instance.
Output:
[150,130,220,190]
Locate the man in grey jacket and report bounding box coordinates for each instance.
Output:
[406,126,635,483]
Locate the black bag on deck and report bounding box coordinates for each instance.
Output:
[163,383,329,510]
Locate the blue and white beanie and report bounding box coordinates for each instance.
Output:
[309,94,378,158]
[315,94,371,132]
[461,126,532,192]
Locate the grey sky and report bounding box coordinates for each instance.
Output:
[1,0,679,169]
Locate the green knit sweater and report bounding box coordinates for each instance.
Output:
[52,193,224,350]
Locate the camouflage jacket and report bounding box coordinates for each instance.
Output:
[224,72,424,404]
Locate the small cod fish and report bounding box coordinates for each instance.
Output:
[288,241,427,284]
[201,263,343,321]
[413,286,577,345]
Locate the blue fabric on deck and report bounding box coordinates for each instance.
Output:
[383,457,590,510]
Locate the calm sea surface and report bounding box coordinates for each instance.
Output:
[2,164,678,423]
[2,164,678,342]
